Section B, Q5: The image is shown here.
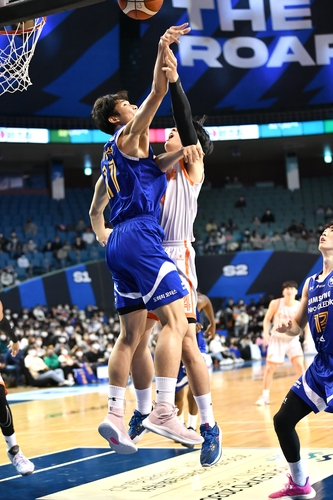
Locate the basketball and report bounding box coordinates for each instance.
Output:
[118,0,164,20]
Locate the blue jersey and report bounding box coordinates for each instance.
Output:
[307,271,333,354]
[100,126,167,226]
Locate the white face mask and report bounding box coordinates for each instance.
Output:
[61,349,68,356]
[92,344,100,350]
[36,340,43,346]
[0,335,6,341]
[76,352,83,357]
[29,350,37,357]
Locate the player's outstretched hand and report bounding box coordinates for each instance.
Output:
[160,23,191,47]
[162,46,178,83]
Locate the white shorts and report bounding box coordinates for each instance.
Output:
[162,241,198,320]
[266,335,304,365]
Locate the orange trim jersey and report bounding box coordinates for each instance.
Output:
[271,298,301,340]
[160,159,202,243]
[158,159,204,319]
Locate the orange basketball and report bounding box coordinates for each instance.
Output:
[118,0,164,20]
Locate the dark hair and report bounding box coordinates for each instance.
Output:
[91,90,129,135]
[324,221,333,230]
[192,115,214,156]
[282,280,298,290]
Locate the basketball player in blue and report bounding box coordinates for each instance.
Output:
[89,24,204,455]
[267,223,333,499]
[127,48,222,467]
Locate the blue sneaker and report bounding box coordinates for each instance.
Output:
[128,409,150,444]
[199,423,222,467]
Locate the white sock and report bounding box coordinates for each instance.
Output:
[187,413,198,430]
[155,377,177,404]
[289,460,307,486]
[108,385,126,410]
[178,412,185,424]
[135,387,152,415]
[4,433,16,451]
[194,393,215,427]
[263,389,270,398]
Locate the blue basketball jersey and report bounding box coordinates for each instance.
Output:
[100,126,167,226]
[307,271,333,354]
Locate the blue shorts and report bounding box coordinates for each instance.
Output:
[105,216,188,312]
[291,352,333,414]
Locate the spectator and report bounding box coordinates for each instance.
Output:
[234,195,246,210]
[84,342,105,376]
[233,306,250,337]
[42,240,53,253]
[58,348,79,383]
[287,220,300,235]
[72,236,86,252]
[16,253,32,277]
[250,230,264,250]
[43,346,61,370]
[0,233,9,253]
[23,217,38,236]
[75,218,87,233]
[261,208,275,224]
[24,345,72,387]
[81,227,96,246]
[205,218,218,233]
[55,241,71,268]
[0,266,17,287]
[50,235,63,257]
[325,205,333,221]
[6,231,21,256]
[252,215,261,227]
[22,238,39,254]
[315,204,324,216]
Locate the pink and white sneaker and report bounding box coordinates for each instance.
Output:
[98,407,138,455]
[142,401,204,448]
[268,474,316,499]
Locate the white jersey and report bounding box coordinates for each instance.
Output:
[160,159,203,243]
[271,298,300,340]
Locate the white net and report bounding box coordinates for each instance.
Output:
[0,17,46,95]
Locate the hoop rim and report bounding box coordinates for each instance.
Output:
[0,16,46,35]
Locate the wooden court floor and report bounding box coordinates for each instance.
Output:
[1,357,333,499]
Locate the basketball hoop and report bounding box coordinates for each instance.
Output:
[0,17,46,95]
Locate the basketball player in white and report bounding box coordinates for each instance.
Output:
[255,280,308,405]
[129,47,222,467]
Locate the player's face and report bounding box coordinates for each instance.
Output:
[282,286,297,299]
[164,128,182,152]
[319,225,333,251]
[111,100,138,125]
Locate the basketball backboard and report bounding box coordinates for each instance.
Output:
[0,0,106,25]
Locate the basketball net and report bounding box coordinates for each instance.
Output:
[0,17,46,95]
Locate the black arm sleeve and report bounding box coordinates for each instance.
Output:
[169,78,197,146]
[0,317,18,343]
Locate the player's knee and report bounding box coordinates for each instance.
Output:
[273,408,290,435]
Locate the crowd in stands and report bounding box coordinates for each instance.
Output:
[0,293,282,388]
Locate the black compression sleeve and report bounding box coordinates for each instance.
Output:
[0,317,18,343]
[169,78,197,146]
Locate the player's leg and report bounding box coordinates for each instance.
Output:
[256,337,283,405]
[182,323,222,466]
[0,383,34,475]
[98,308,147,454]
[269,390,315,499]
[143,299,203,447]
[186,385,199,430]
[128,318,155,443]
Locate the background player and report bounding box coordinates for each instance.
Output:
[256,281,308,406]
[89,24,204,455]
[0,301,34,476]
[265,222,333,499]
